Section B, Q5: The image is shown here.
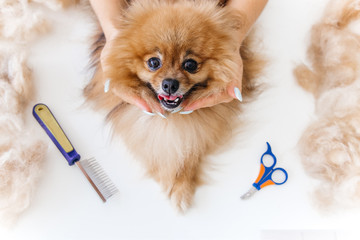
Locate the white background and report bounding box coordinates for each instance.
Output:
[1,0,360,239]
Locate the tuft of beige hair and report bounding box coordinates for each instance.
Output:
[294,0,360,210]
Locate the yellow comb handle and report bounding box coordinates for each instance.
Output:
[33,104,80,165]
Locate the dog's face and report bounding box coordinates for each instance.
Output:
[104,0,243,112]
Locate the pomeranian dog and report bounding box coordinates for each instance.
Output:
[85,0,263,212]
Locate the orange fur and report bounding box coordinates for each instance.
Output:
[85,0,264,212]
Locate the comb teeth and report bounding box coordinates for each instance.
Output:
[80,157,119,201]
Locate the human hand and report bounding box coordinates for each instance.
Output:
[101,34,164,116]
[178,0,268,113]
[181,0,270,113]
[181,50,243,112]
[89,0,163,116]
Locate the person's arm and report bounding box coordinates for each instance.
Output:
[228,0,268,42]
[89,0,125,40]
[182,0,268,112]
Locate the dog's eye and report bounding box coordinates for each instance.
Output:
[147,57,162,71]
[182,59,198,73]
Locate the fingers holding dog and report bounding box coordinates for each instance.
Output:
[110,82,164,114]
[182,90,233,111]
[182,69,244,111]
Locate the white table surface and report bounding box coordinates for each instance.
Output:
[1,0,360,239]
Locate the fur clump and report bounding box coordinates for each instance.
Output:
[0,0,79,225]
[0,52,47,225]
[85,0,264,212]
[0,0,49,43]
[0,0,80,43]
[294,0,360,210]
[29,0,80,10]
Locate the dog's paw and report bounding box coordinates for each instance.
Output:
[168,181,195,213]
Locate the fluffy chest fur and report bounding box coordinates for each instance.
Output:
[107,101,241,163]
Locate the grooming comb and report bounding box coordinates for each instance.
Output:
[33,103,119,202]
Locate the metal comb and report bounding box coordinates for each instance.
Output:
[33,103,119,202]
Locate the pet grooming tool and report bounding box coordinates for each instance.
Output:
[241,142,288,200]
[33,103,119,202]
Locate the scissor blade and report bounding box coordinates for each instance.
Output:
[241,186,258,200]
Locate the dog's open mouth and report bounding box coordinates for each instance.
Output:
[158,94,183,109]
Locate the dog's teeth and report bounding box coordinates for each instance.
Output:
[174,98,179,103]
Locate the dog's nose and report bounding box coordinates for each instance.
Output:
[162,79,179,94]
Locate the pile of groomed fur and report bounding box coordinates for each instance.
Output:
[294,0,360,210]
[0,0,78,225]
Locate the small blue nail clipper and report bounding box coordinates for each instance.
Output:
[241,142,288,200]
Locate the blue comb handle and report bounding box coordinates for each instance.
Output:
[33,103,80,166]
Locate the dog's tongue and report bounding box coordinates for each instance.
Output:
[158,94,182,101]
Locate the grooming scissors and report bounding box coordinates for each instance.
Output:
[241,142,288,200]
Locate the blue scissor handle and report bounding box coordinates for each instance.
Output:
[253,142,288,190]
[270,168,288,185]
[260,142,277,168]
